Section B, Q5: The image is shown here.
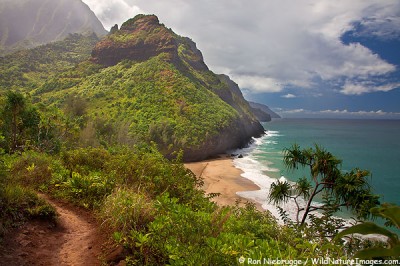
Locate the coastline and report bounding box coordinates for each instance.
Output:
[185,155,264,210]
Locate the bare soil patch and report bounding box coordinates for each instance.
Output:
[0,195,107,266]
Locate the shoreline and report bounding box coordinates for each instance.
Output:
[185,155,264,211]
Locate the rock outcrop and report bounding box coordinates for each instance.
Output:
[92,15,177,66]
[92,15,209,72]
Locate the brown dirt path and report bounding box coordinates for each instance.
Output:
[0,195,106,266]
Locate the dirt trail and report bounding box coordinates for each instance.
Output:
[0,195,106,266]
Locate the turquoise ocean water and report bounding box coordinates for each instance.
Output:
[233,118,400,221]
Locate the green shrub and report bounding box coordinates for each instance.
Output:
[61,171,115,208]
[106,145,211,210]
[27,203,57,220]
[100,188,155,234]
[10,151,53,189]
[62,147,111,176]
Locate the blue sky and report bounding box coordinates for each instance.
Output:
[83,0,400,119]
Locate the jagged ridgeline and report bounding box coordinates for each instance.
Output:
[2,15,264,161]
[0,0,107,55]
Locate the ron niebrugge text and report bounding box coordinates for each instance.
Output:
[240,257,399,265]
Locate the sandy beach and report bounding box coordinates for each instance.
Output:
[185,155,263,209]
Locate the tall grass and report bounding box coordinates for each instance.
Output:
[100,187,155,234]
[0,184,57,236]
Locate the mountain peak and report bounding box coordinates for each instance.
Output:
[91,14,208,71]
[91,14,177,66]
[120,14,160,31]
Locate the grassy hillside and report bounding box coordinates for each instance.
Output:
[0,33,100,92]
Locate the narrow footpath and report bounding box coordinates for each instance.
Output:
[0,195,106,266]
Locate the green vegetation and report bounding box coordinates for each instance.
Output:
[1,104,396,264]
[1,15,398,264]
[0,33,99,93]
[0,92,376,263]
[33,54,240,157]
[0,143,349,265]
[1,14,261,161]
[0,151,57,236]
[268,144,379,233]
[0,91,78,154]
[335,203,400,259]
[1,91,40,153]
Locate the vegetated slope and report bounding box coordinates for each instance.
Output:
[0,33,100,92]
[37,15,265,161]
[0,0,107,55]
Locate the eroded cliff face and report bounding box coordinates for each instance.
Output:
[91,15,178,66]
[91,15,209,72]
[90,15,264,161]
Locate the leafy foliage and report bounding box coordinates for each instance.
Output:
[0,91,78,153]
[0,140,358,264]
[1,15,260,161]
[268,144,380,234]
[335,203,400,259]
[35,54,240,157]
[9,151,54,189]
[0,34,100,92]
[0,14,374,264]
[0,91,40,152]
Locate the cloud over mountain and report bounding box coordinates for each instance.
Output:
[83,0,399,97]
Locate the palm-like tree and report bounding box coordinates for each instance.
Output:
[269,144,379,226]
[2,91,26,152]
[1,91,40,152]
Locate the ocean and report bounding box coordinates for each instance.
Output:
[233,118,400,222]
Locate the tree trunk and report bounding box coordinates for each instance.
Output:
[300,184,319,225]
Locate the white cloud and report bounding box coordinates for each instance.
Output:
[278,108,400,118]
[341,81,400,95]
[82,0,400,94]
[83,0,142,30]
[230,75,284,93]
[280,109,306,114]
[320,109,399,116]
[282,94,297,99]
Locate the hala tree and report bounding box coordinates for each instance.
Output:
[0,91,40,152]
[0,91,67,153]
[268,144,380,228]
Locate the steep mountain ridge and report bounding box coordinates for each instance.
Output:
[249,101,281,119]
[91,15,208,72]
[68,15,264,160]
[1,14,264,161]
[0,0,107,55]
